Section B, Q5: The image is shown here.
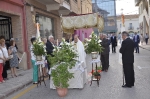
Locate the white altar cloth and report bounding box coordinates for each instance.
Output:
[50,61,87,89]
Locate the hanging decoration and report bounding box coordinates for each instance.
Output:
[61,13,104,34]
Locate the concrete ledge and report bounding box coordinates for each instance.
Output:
[0,80,32,99]
[139,46,150,51]
[0,69,33,99]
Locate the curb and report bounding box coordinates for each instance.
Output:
[139,46,150,51]
[0,80,32,99]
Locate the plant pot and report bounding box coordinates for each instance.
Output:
[56,88,68,97]
[94,74,101,80]
[36,56,42,61]
[91,52,98,59]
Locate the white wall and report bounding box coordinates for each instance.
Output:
[117,18,139,33]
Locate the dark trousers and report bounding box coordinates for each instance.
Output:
[123,63,135,87]
[46,56,50,70]
[112,44,116,53]
[101,54,109,71]
[145,38,148,44]
[2,63,7,78]
[134,42,139,53]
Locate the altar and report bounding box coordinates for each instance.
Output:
[50,61,87,89]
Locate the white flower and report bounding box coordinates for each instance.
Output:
[53,49,56,51]
[89,35,92,38]
[98,40,102,43]
[88,39,91,42]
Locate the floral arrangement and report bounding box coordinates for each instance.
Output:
[32,39,46,56]
[48,39,78,88]
[91,66,102,74]
[84,33,103,54]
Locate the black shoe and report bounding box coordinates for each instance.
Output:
[16,67,19,69]
[122,85,132,88]
[105,70,108,72]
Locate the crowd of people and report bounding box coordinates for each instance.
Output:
[0,36,20,84]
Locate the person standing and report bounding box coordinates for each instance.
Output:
[100,34,110,72]
[0,38,9,80]
[30,37,38,84]
[0,39,6,83]
[120,31,135,88]
[110,33,117,53]
[46,35,54,70]
[145,33,149,45]
[72,35,87,83]
[8,40,20,77]
[133,32,140,53]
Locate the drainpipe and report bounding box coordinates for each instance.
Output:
[21,0,30,69]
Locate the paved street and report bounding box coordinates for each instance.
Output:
[6,45,150,99]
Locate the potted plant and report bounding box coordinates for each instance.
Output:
[93,71,101,80]
[90,66,102,80]
[97,66,102,73]
[32,39,46,61]
[85,33,103,59]
[48,39,78,97]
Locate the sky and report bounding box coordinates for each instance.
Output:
[116,0,139,15]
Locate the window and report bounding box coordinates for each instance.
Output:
[129,23,132,28]
[87,7,89,13]
[38,15,55,38]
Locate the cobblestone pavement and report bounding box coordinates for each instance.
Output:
[6,46,150,99]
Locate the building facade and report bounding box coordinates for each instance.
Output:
[135,0,150,43]
[74,0,93,41]
[92,0,117,33]
[0,0,29,69]
[81,0,92,14]
[117,14,139,34]
[0,0,80,69]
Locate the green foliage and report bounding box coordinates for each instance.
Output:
[32,39,46,56]
[93,71,100,76]
[97,66,102,70]
[85,33,103,54]
[48,39,78,88]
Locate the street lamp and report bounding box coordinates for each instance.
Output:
[35,14,39,23]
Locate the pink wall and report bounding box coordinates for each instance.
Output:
[0,0,30,69]
[75,28,93,41]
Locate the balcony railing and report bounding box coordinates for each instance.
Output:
[128,27,134,30]
[135,0,141,6]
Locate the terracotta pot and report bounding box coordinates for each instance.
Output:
[36,56,42,61]
[56,88,68,97]
[91,52,98,59]
[94,75,101,80]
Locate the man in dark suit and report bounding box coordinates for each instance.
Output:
[46,35,54,70]
[100,34,110,72]
[133,32,140,53]
[110,33,117,53]
[120,31,135,88]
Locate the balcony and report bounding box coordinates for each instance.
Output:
[135,0,141,6]
[36,0,61,5]
[128,26,134,30]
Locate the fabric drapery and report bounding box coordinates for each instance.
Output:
[61,13,104,34]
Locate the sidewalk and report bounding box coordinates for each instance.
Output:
[0,68,32,99]
[139,43,150,51]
